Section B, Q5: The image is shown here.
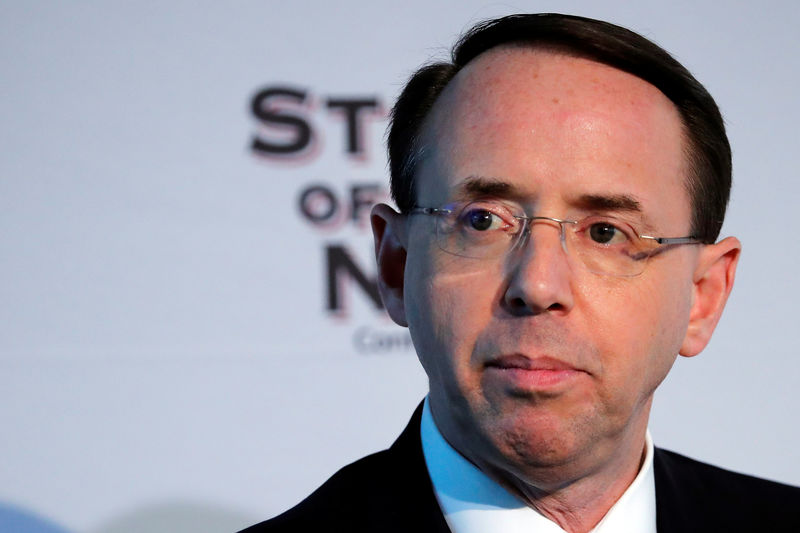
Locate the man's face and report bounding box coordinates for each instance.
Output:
[401,48,704,486]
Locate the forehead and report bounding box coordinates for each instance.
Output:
[416,47,690,226]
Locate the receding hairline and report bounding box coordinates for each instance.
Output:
[411,44,694,205]
[389,14,729,241]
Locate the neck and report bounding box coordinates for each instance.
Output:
[483,432,647,532]
[430,400,652,533]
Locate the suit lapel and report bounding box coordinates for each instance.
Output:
[383,402,452,533]
[654,447,697,532]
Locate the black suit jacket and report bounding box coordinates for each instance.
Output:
[243,404,800,532]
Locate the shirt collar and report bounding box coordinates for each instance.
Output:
[420,398,656,533]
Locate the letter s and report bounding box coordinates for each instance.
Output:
[250,86,313,155]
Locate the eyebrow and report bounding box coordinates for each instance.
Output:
[452,177,650,226]
[455,178,644,213]
[455,176,524,200]
[574,193,657,234]
[573,193,643,213]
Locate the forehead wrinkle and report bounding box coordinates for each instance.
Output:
[425,53,683,177]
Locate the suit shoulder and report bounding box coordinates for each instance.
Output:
[654,447,800,529]
[656,447,800,495]
[238,449,395,532]
[239,404,448,533]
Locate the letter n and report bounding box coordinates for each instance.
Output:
[326,245,383,312]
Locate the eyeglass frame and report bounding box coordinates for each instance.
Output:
[409,203,706,276]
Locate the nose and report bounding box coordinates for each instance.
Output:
[502,219,575,316]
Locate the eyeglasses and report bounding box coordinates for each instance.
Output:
[410,200,705,277]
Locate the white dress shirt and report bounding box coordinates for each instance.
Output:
[420,399,656,533]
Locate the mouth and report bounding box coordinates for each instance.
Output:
[484,354,585,391]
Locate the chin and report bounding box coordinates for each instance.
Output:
[480,405,600,473]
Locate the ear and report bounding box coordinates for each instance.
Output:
[679,236,741,357]
[371,203,409,327]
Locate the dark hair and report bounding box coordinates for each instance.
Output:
[388,13,730,242]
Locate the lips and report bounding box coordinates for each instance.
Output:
[484,354,585,390]
[485,354,579,372]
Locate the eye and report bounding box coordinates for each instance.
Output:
[585,219,632,245]
[466,209,501,231]
[457,202,518,233]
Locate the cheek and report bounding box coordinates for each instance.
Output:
[579,275,691,404]
[404,253,500,384]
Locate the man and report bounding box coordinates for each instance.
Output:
[243,13,799,532]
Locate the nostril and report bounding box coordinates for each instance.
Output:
[507,296,534,316]
[506,298,565,316]
[510,297,526,309]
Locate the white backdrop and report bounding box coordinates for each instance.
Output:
[2,2,799,532]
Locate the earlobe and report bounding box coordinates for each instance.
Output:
[371,203,409,327]
[679,236,741,357]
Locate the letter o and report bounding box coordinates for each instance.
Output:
[299,184,338,224]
